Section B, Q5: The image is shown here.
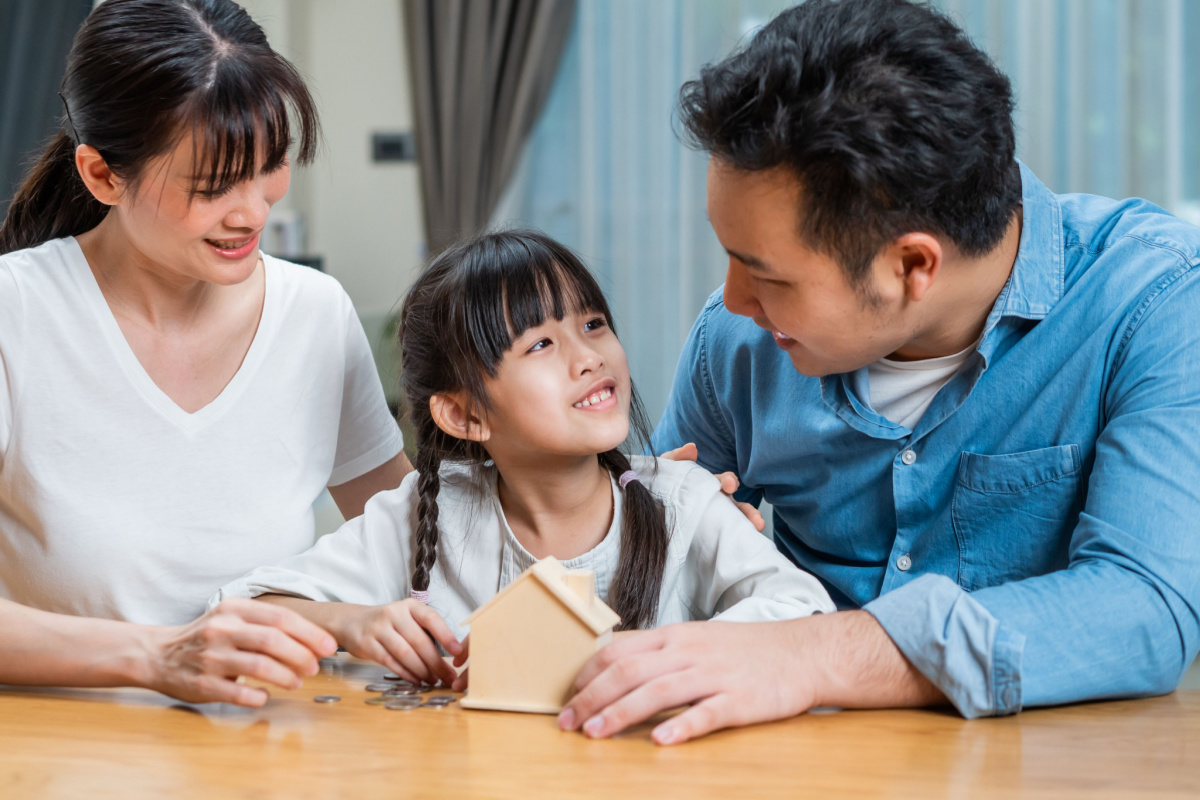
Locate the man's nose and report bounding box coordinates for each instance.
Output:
[722,262,761,319]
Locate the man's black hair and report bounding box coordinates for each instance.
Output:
[679,0,1022,286]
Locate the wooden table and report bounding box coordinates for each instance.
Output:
[1,653,1196,799]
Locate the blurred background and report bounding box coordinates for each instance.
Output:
[3,0,1200,542]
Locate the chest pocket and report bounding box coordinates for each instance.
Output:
[952,445,1083,592]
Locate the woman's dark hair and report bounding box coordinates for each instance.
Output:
[399,229,669,631]
[0,0,319,255]
[678,0,1021,289]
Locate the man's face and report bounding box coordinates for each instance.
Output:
[707,159,914,377]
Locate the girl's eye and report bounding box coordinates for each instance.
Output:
[526,338,553,353]
[584,317,607,332]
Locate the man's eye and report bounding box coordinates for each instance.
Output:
[584,317,607,332]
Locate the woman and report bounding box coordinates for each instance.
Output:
[0,0,409,704]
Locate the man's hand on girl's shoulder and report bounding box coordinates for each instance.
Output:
[661,442,766,532]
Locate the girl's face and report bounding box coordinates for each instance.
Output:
[110,132,290,285]
[481,309,632,463]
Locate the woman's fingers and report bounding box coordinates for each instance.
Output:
[225,620,325,678]
[214,649,303,691]
[213,598,337,660]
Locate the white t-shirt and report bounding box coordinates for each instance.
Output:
[0,238,404,625]
[211,456,836,638]
[867,344,976,430]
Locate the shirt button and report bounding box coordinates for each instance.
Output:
[897,554,912,571]
[901,449,917,465]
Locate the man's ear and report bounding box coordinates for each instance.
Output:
[429,393,491,443]
[888,232,943,303]
[75,144,124,206]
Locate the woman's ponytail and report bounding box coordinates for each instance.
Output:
[0,130,107,255]
[600,449,670,631]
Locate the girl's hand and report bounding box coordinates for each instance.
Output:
[450,634,470,691]
[144,598,338,707]
[334,600,462,686]
[661,442,765,532]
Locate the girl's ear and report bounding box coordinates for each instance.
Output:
[429,393,491,443]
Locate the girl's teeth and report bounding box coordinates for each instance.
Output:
[574,389,612,408]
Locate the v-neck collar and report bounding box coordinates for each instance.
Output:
[66,237,279,434]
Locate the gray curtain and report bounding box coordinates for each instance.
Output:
[403,0,577,255]
[0,0,92,219]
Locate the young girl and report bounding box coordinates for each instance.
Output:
[213,230,834,687]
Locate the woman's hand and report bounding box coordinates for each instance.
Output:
[661,442,765,531]
[331,599,462,686]
[143,598,338,707]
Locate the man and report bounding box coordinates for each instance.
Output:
[558,0,1200,745]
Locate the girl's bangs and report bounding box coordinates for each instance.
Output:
[458,233,613,375]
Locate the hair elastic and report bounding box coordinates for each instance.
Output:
[618,470,640,489]
[410,589,430,604]
[58,92,80,144]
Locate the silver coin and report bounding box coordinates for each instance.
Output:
[365,697,390,706]
[364,683,394,692]
[426,695,458,704]
[419,701,448,709]
[382,674,405,681]
[384,687,418,696]
[313,695,341,703]
[385,698,423,710]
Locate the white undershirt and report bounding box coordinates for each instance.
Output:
[867,344,976,430]
[0,238,404,624]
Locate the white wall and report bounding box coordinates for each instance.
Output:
[239,0,427,321]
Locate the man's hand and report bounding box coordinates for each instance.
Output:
[661,442,765,532]
[143,598,338,707]
[557,611,944,745]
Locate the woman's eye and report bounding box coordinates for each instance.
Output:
[195,185,233,200]
[584,317,607,332]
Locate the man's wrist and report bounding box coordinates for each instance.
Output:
[808,610,944,710]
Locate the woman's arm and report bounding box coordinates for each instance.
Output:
[328,452,412,520]
[0,597,336,706]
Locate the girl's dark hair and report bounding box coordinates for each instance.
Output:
[399,229,670,631]
[0,0,319,255]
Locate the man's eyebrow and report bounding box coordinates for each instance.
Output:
[726,248,774,274]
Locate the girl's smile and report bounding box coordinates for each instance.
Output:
[573,378,617,410]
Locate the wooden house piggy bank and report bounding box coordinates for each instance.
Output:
[460,557,620,714]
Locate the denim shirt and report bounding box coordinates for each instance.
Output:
[651,164,1200,717]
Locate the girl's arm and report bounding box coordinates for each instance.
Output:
[677,471,837,621]
[0,596,335,705]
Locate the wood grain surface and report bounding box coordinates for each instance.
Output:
[0,653,1196,799]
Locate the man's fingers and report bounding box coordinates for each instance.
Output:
[562,644,684,730]
[735,500,766,532]
[578,671,711,740]
[571,628,667,693]
[716,471,740,495]
[215,599,337,659]
[660,443,698,462]
[651,694,735,746]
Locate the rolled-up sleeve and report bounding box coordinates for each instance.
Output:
[868,266,1200,718]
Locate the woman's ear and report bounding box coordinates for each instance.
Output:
[429,393,491,443]
[75,145,124,206]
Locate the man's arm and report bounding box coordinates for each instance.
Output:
[558,611,944,744]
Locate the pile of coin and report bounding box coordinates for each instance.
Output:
[361,676,458,711]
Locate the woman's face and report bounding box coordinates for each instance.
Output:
[109,132,290,285]
[480,308,632,465]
